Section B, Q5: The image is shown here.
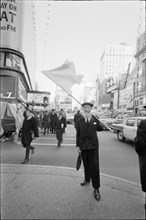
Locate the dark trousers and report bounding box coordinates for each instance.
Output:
[23,143,34,159]
[81,149,100,189]
[43,127,49,135]
[50,127,55,134]
[56,129,63,141]
[139,152,146,192]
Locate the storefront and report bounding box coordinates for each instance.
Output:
[0,48,32,136]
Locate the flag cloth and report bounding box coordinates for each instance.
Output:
[42,61,84,93]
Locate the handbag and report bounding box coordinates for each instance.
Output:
[76,152,82,171]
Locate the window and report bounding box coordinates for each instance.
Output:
[0,52,5,66]
[4,52,31,89]
[140,98,143,105]
[6,53,22,70]
[137,119,142,127]
[0,76,16,98]
[126,119,135,127]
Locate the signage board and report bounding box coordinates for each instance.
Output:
[107,84,119,93]
[0,0,23,51]
[119,84,133,109]
[101,104,110,108]
[59,103,72,110]
[27,92,50,104]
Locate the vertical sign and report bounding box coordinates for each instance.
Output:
[0,0,23,51]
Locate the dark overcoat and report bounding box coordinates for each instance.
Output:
[76,116,103,151]
[21,116,39,146]
[55,116,66,130]
[55,116,66,141]
[43,114,50,128]
[74,112,82,128]
[50,113,58,128]
[135,119,146,192]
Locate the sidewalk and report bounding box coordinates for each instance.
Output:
[1,163,145,219]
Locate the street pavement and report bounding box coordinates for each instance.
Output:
[1,140,145,219]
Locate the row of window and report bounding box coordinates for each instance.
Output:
[126,119,141,127]
[106,54,131,57]
[0,51,31,89]
[135,98,143,106]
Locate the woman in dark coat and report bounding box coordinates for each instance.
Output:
[135,119,146,192]
[21,109,39,164]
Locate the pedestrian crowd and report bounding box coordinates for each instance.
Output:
[21,108,67,163]
[8,103,146,204]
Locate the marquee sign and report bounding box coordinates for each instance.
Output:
[0,0,23,51]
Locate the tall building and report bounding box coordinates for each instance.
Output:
[0,0,50,135]
[134,0,146,115]
[99,43,133,84]
[55,87,72,111]
[137,0,145,37]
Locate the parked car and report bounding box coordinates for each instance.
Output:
[66,112,74,124]
[111,117,146,142]
[98,115,115,130]
[113,114,130,124]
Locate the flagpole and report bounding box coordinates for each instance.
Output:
[43,72,82,106]
[43,72,113,133]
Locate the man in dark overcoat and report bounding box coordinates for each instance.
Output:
[135,118,146,193]
[74,110,82,129]
[21,109,39,164]
[76,102,104,201]
[50,109,57,134]
[43,111,50,135]
[55,111,66,147]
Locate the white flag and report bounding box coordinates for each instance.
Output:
[42,61,84,93]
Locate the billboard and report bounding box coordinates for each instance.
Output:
[0,0,23,51]
[27,92,50,105]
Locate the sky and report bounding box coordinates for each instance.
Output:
[35,0,140,104]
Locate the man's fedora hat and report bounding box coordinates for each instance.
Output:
[82,102,93,107]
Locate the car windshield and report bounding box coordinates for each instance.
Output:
[99,115,110,119]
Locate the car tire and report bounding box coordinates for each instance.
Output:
[117,131,125,142]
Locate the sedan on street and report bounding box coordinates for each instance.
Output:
[99,115,115,130]
[111,117,146,142]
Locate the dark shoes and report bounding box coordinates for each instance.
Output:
[80,180,90,186]
[94,188,101,201]
[57,141,61,147]
[21,158,29,164]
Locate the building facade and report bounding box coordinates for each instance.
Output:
[133,0,146,116]
[55,87,72,111]
[99,43,133,84]
[0,0,37,135]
